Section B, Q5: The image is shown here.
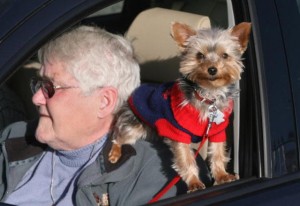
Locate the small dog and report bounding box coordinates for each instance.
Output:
[108,22,251,192]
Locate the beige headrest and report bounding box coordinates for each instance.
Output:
[126,8,211,82]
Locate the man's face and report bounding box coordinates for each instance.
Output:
[32,60,106,150]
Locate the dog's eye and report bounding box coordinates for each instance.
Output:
[222,53,229,59]
[196,52,205,60]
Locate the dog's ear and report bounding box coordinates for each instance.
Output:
[171,22,196,50]
[231,22,252,53]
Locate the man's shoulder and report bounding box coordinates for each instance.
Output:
[133,139,172,162]
[130,138,177,179]
[102,135,173,174]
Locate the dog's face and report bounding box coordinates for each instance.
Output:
[171,22,251,90]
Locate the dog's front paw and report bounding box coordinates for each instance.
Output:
[108,143,122,163]
[214,173,239,185]
[187,179,206,193]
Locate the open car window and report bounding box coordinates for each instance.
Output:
[3,0,252,185]
[1,0,299,205]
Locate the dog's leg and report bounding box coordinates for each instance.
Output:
[167,140,206,192]
[108,105,147,163]
[208,142,239,185]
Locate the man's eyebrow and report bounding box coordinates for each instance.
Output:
[35,74,53,82]
[37,66,54,81]
[43,76,52,81]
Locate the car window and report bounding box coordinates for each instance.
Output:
[5,0,241,175]
[6,0,245,179]
[88,1,124,17]
[2,0,300,204]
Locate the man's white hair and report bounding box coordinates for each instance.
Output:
[38,25,140,112]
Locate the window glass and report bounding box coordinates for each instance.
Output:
[274,0,300,173]
[88,1,124,17]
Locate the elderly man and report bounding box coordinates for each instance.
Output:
[0,25,210,206]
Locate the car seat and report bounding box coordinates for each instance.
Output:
[171,0,228,28]
[125,7,211,83]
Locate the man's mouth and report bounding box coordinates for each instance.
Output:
[39,110,49,117]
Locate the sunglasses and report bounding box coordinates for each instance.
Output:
[30,77,79,99]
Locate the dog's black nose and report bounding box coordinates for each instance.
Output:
[208,67,217,76]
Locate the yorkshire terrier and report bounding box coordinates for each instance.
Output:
[108,22,251,192]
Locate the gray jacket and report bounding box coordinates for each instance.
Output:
[0,120,186,206]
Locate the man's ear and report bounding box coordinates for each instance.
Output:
[97,87,118,119]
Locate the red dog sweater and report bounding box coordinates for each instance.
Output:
[128,82,233,144]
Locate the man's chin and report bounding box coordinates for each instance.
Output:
[35,130,48,144]
[35,120,54,145]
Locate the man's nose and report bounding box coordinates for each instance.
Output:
[32,88,46,106]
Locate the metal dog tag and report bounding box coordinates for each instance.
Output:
[208,105,225,125]
[214,109,225,124]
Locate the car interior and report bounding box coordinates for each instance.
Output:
[3,0,257,196]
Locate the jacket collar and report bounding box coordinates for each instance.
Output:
[76,135,137,186]
[3,119,46,162]
[101,135,136,173]
[5,137,46,162]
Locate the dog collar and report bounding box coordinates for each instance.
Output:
[193,89,215,105]
[180,75,216,105]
